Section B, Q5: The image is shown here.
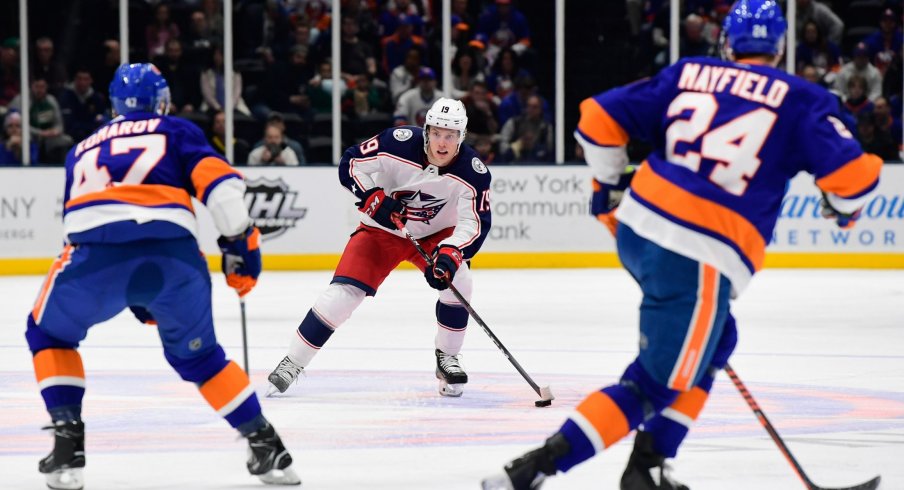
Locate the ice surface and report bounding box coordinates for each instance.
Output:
[1,268,902,489]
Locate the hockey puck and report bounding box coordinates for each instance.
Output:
[535,399,552,407]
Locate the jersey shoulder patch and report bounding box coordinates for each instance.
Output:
[471,157,487,174]
[392,127,414,141]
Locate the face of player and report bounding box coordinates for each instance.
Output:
[426,126,461,167]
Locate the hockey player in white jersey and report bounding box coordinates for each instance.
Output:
[268,98,492,397]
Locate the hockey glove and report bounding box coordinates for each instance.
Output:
[591,165,636,236]
[129,306,157,325]
[819,192,862,230]
[425,245,463,291]
[217,226,262,297]
[357,187,407,230]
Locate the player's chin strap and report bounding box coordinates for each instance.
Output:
[390,216,554,406]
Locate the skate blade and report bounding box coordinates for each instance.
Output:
[45,468,84,490]
[438,380,464,397]
[257,464,302,486]
[480,473,514,490]
[266,382,285,397]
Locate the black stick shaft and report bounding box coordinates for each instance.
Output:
[240,297,249,374]
[725,363,880,490]
[394,218,542,396]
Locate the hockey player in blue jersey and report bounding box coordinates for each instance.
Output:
[483,1,883,489]
[267,97,492,398]
[27,63,301,489]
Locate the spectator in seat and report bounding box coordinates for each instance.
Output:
[251,112,306,164]
[857,112,898,160]
[681,14,714,58]
[183,10,216,67]
[461,80,499,145]
[450,47,485,99]
[379,0,424,37]
[389,47,425,104]
[498,94,553,163]
[843,74,874,118]
[873,96,902,148]
[59,68,107,143]
[90,40,120,99]
[796,20,841,81]
[255,44,315,122]
[452,0,476,29]
[8,77,73,164]
[145,3,181,60]
[32,37,68,98]
[382,15,428,74]
[834,43,883,102]
[340,15,377,78]
[795,0,843,45]
[200,0,224,41]
[0,37,20,111]
[497,75,550,127]
[306,59,347,114]
[207,110,250,164]
[799,64,825,87]
[343,73,391,117]
[200,45,252,116]
[477,0,532,66]
[864,8,903,76]
[472,133,496,165]
[0,111,38,166]
[394,66,440,126]
[154,39,201,115]
[486,47,529,103]
[248,120,302,166]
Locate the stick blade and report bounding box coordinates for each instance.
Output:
[539,385,554,401]
[813,475,880,490]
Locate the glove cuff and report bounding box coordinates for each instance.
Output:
[437,245,463,268]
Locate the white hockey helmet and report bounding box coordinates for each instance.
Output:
[423,97,468,154]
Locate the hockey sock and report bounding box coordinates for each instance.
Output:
[167,345,261,430]
[290,309,336,366]
[32,348,85,423]
[555,360,677,473]
[642,367,716,458]
[435,300,468,355]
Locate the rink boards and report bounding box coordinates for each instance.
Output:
[1,165,902,275]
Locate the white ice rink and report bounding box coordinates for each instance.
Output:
[1,268,902,490]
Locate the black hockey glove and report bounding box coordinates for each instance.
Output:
[590,164,636,236]
[819,192,862,230]
[357,187,407,230]
[425,245,463,290]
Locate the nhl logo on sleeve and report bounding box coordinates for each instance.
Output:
[471,157,487,174]
[393,128,413,141]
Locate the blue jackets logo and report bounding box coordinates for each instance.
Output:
[394,190,446,224]
[244,177,307,240]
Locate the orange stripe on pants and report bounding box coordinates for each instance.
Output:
[33,348,85,383]
[669,264,718,391]
[199,361,250,412]
[576,391,630,448]
[32,245,74,324]
[669,386,709,421]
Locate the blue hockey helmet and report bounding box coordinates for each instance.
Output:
[722,0,787,57]
[109,63,171,116]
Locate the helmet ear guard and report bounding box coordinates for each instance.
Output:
[423,97,468,155]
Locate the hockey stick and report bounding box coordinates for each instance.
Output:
[239,296,250,374]
[724,363,880,490]
[391,216,554,406]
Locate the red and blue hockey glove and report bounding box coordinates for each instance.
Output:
[217,226,262,297]
[129,306,157,325]
[590,165,636,236]
[357,187,407,230]
[819,192,862,230]
[425,245,463,290]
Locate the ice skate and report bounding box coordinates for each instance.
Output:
[435,349,468,397]
[267,356,304,395]
[246,422,302,485]
[481,433,570,490]
[620,431,689,490]
[39,420,86,490]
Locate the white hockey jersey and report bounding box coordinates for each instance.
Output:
[338,126,492,259]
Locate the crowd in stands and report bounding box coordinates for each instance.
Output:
[0,0,901,166]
